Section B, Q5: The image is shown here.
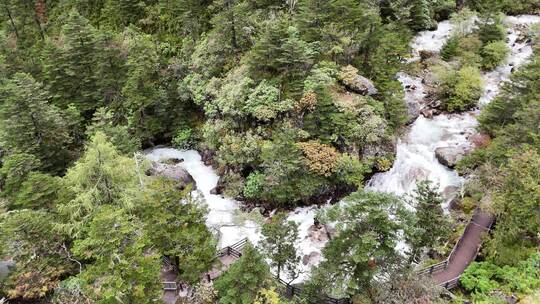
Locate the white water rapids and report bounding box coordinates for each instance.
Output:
[146,15,540,283]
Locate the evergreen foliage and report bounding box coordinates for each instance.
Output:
[214,244,271,304]
[260,212,300,280]
[0,1,539,302]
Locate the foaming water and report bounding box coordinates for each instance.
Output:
[410,20,454,60]
[397,72,427,118]
[145,147,322,282]
[368,16,540,200]
[367,114,478,200]
[480,15,540,105]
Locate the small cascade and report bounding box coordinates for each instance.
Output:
[367,16,540,204]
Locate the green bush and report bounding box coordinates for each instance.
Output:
[461,254,540,300]
[243,172,265,199]
[441,36,460,60]
[478,22,506,44]
[437,66,483,112]
[481,41,509,70]
[172,127,193,149]
[460,262,500,294]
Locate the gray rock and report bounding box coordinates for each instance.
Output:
[307,225,329,244]
[468,133,491,148]
[361,136,397,164]
[302,251,322,266]
[148,162,196,191]
[348,75,378,95]
[435,146,470,168]
[339,65,378,95]
[0,260,15,279]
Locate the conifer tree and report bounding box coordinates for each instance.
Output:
[406,180,451,263]
[310,191,412,298]
[86,108,140,155]
[0,73,74,171]
[57,132,140,237]
[260,212,300,280]
[0,210,73,300]
[120,28,168,142]
[137,178,216,284]
[42,9,101,114]
[214,244,270,304]
[409,0,433,31]
[72,206,162,303]
[0,153,41,202]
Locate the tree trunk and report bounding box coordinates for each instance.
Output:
[24,0,45,40]
[227,0,238,51]
[3,1,19,39]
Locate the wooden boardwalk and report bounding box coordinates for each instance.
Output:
[160,239,247,304]
[161,208,494,303]
[418,208,495,289]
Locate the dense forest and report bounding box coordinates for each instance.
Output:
[0,0,539,303]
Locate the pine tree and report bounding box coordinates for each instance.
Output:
[312,191,412,298]
[120,28,168,142]
[86,108,141,155]
[248,21,316,96]
[102,0,147,29]
[14,172,61,210]
[0,152,41,203]
[0,210,73,300]
[214,243,270,304]
[42,9,100,113]
[72,206,162,303]
[0,73,74,171]
[137,178,216,284]
[406,180,451,263]
[57,132,140,238]
[260,212,300,280]
[409,0,433,31]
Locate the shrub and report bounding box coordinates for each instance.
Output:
[243,172,265,199]
[441,36,460,60]
[460,262,500,294]
[481,41,509,70]
[172,127,193,149]
[478,21,506,44]
[297,140,340,177]
[457,35,483,66]
[437,66,483,112]
[335,154,371,188]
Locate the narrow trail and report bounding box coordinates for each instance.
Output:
[433,211,494,284]
[420,209,495,288]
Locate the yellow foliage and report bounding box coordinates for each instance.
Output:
[297,141,340,177]
[295,90,317,112]
[254,288,281,304]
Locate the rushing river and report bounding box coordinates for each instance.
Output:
[368,15,540,201]
[146,15,540,283]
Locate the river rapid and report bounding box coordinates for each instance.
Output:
[146,15,540,283]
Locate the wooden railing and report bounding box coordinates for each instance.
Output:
[276,276,350,304]
[213,238,349,303]
[162,281,177,291]
[416,208,495,289]
[416,259,448,276]
[215,238,247,258]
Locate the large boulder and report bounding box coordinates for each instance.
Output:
[339,65,378,95]
[435,146,470,168]
[468,133,491,149]
[147,162,196,191]
[201,149,216,167]
[0,260,15,279]
[302,251,322,266]
[307,224,329,244]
